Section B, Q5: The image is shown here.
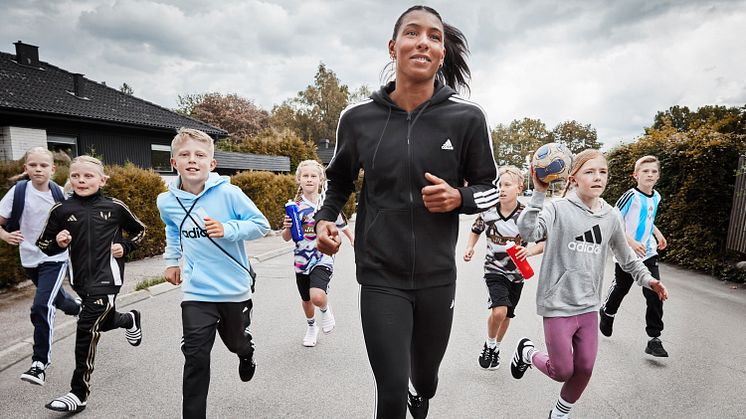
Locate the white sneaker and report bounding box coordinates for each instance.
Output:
[303,324,319,347]
[320,306,336,334]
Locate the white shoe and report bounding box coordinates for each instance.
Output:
[303,324,319,347]
[320,306,336,334]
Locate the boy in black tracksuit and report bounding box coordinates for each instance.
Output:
[36,156,146,413]
[315,80,499,418]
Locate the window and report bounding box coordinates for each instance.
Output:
[47,135,78,158]
[151,144,172,172]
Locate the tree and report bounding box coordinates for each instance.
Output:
[551,120,601,154]
[348,84,373,104]
[119,82,134,95]
[176,93,270,144]
[270,63,350,143]
[651,105,746,135]
[491,118,550,169]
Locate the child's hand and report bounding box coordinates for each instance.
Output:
[316,220,341,255]
[627,239,646,258]
[165,266,182,285]
[204,217,224,238]
[530,165,549,193]
[463,247,474,262]
[0,229,24,246]
[514,245,528,261]
[111,243,124,258]
[282,215,293,230]
[656,234,668,250]
[56,230,72,248]
[650,279,668,301]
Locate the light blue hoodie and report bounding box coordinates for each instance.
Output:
[157,173,270,302]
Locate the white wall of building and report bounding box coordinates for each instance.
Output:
[0,126,47,160]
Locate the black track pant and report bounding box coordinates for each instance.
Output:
[181,300,255,419]
[360,283,456,419]
[603,256,664,338]
[71,294,132,401]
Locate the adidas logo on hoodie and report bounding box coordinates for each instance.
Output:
[568,224,603,254]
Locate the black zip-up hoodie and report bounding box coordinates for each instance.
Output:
[315,81,499,289]
[37,191,146,296]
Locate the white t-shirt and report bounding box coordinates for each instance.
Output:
[0,183,69,268]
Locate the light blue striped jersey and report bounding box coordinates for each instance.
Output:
[615,187,661,260]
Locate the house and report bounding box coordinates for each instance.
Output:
[0,41,289,174]
[316,138,334,165]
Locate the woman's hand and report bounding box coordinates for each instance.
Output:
[422,172,461,213]
[316,220,342,255]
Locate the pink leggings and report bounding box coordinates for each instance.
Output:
[531,311,598,403]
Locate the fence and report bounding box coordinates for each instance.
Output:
[726,156,746,254]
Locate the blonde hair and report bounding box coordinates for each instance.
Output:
[562,149,606,197]
[499,166,525,187]
[70,155,107,178]
[171,127,215,157]
[633,155,659,173]
[9,147,56,182]
[293,160,326,201]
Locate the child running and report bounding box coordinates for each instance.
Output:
[36,155,146,413]
[282,159,353,347]
[463,166,544,370]
[0,147,81,386]
[512,149,668,419]
[157,128,270,418]
[600,155,669,356]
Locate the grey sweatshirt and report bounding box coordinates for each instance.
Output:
[517,190,654,317]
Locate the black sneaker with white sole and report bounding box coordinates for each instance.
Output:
[20,361,45,386]
[45,392,86,413]
[599,307,614,337]
[407,391,429,419]
[511,337,534,379]
[239,355,256,382]
[645,337,669,357]
[125,310,142,346]
[478,343,500,370]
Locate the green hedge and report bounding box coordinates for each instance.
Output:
[605,123,746,282]
[231,171,297,229]
[0,160,26,288]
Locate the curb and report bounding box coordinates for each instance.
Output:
[0,243,294,372]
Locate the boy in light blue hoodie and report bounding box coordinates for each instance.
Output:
[157,128,270,419]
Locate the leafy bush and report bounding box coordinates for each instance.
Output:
[218,128,318,172]
[0,159,27,288]
[230,171,297,229]
[605,122,746,282]
[102,163,167,260]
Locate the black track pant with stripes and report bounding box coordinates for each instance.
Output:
[70,294,133,401]
[360,283,456,419]
[181,300,255,419]
[603,256,664,338]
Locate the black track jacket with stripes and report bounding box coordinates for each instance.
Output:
[37,191,146,295]
[315,80,498,290]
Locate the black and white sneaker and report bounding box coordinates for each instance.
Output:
[478,343,500,370]
[239,355,256,382]
[45,392,86,413]
[511,337,534,379]
[407,391,429,419]
[125,310,142,346]
[599,307,614,337]
[645,337,669,357]
[20,361,46,386]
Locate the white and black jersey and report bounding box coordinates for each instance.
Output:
[471,203,526,283]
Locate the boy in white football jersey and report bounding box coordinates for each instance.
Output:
[600,155,669,357]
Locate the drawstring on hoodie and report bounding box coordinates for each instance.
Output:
[371,107,392,170]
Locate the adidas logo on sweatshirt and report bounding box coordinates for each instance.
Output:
[568,224,602,254]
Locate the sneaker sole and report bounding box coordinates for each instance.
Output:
[644,348,669,357]
[302,342,317,347]
[322,325,335,334]
[20,375,44,386]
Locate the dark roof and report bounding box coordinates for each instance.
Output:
[0,50,227,136]
[317,146,335,165]
[214,150,290,172]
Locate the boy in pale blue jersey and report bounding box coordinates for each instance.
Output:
[600,155,669,357]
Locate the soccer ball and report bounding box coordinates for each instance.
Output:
[532,143,573,183]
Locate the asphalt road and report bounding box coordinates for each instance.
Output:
[0,216,745,418]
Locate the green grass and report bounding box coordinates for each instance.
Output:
[135,275,167,291]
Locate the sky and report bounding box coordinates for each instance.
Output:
[2,0,745,148]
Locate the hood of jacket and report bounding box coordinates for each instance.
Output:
[168,172,229,200]
[370,79,456,111]
[564,189,613,218]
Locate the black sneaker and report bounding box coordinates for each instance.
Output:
[20,361,45,386]
[239,355,256,382]
[599,307,614,337]
[645,337,669,357]
[511,337,534,379]
[45,392,86,413]
[407,391,429,419]
[125,310,142,346]
[478,343,500,370]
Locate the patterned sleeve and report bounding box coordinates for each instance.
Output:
[471,213,485,234]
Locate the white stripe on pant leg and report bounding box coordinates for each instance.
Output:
[45,260,69,365]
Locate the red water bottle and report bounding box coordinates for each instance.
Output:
[505,241,534,280]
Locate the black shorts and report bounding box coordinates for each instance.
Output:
[295,266,332,301]
[484,274,523,318]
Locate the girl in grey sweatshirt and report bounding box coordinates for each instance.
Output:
[511,149,668,419]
